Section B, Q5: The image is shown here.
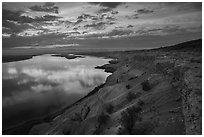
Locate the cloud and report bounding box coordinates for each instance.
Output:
[125,8,154,20]
[77,13,96,20]
[107,29,133,37]
[29,2,59,14]
[98,8,111,13]
[127,25,134,28]
[2,8,62,36]
[89,2,124,8]
[111,11,119,14]
[81,29,134,39]
[2,20,32,33]
[125,14,139,19]
[31,84,53,93]
[135,25,189,36]
[3,9,61,24]
[106,16,116,21]
[84,22,106,30]
[97,8,111,14]
[136,8,154,14]
[164,2,202,12]
[3,9,24,22]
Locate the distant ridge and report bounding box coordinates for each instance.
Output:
[157,39,202,52]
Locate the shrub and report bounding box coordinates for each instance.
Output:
[141,80,151,91]
[106,104,114,114]
[98,112,110,126]
[126,84,131,89]
[128,76,138,81]
[131,121,156,135]
[94,112,110,134]
[70,112,83,122]
[127,92,141,102]
[138,100,145,106]
[70,106,90,122]
[118,105,142,134]
[62,128,70,135]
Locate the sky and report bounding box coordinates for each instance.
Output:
[2,2,202,49]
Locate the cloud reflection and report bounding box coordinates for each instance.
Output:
[2,54,110,110]
[2,55,111,129]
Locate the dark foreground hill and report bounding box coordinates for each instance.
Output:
[3,39,202,135]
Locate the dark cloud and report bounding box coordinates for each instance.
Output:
[161,26,187,34]
[127,25,134,28]
[115,26,124,29]
[29,2,59,14]
[161,2,202,12]
[3,20,32,33]
[89,2,124,8]
[66,31,80,36]
[3,9,61,24]
[136,26,188,35]
[92,17,98,21]
[136,8,154,14]
[35,15,61,22]
[125,14,139,20]
[177,2,202,12]
[75,19,83,25]
[77,13,96,20]
[3,33,69,48]
[73,27,78,30]
[84,22,106,30]
[3,9,24,22]
[98,8,111,13]
[111,11,119,14]
[82,31,88,34]
[79,29,133,39]
[106,16,116,21]
[2,9,62,36]
[100,14,107,19]
[107,29,133,36]
[109,22,115,25]
[126,8,154,20]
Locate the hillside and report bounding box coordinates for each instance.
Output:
[3,39,202,135]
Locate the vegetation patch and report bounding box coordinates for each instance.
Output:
[106,104,114,114]
[138,100,145,106]
[127,92,141,102]
[126,84,132,89]
[141,80,151,91]
[94,112,110,134]
[118,105,142,134]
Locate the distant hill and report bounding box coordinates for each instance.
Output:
[157,39,202,52]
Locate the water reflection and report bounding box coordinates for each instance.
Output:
[2,54,111,129]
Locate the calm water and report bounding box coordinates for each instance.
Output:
[2,54,111,129]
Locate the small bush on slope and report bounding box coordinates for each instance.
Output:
[138,99,145,106]
[106,104,114,114]
[127,92,142,102]
[141,80,151,91]
[118,105,142,134]
[94,112,110,134]
[126,84,131,89]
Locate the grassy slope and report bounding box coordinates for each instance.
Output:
[3,39,202,135]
